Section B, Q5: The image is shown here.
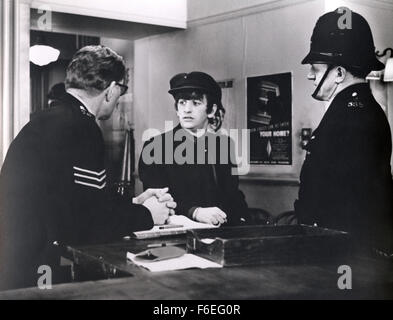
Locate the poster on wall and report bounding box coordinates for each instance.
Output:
[247,72,292,165]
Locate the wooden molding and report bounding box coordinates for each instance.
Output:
[344,0,393,11]
[239,175,300,186]
[188,0,317,28]
[30,0,186,29]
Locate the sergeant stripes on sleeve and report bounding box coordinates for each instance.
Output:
[73,166,106,189]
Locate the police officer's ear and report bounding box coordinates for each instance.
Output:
[105,81,118,102]
[207,104,218,119]
[335,67,346,83]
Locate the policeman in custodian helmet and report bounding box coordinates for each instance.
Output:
[294,8,393,253]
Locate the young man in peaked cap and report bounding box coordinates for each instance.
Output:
[139,71,250,226]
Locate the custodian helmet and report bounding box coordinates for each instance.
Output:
[302,8,384,73]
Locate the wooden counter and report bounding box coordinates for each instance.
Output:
[0,235,392,299]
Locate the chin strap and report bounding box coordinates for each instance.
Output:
[312,64,335,101]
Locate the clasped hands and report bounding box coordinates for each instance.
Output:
[133,189,228,227]
[133,187,177,225]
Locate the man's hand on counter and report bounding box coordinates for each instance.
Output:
[133,188,177,224]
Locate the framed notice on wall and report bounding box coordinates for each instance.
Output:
[247,72,292,165]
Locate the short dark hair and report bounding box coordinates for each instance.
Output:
[173,90,225,131]
[344,66,372,79]
[65,45,125,95]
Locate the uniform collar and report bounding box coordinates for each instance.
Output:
[325,82,369,111]
[65,90,95,119]
[313,82,370,137]
[329,82,370,111]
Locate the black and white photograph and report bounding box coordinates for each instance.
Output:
[0,0,393,306]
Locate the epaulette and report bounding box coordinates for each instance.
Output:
[346,91,364,109]
[79,105,95,118]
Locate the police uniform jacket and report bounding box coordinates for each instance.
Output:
[295,83,393,251]
[0,93,153,289]
[138,124,250,226]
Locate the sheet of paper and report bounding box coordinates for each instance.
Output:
[167,215,217,229]
[133,215,218,239]
[127,252,222,272]
[200,238,216,245]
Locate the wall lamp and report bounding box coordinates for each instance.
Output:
[30,35,60,67]
[30,45,60,66]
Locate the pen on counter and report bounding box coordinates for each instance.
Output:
[147,242,181,248]
[158,224,183,229]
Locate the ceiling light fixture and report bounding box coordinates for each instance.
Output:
[29,45,60,66]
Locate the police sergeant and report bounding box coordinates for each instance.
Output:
[0,46,176,290]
